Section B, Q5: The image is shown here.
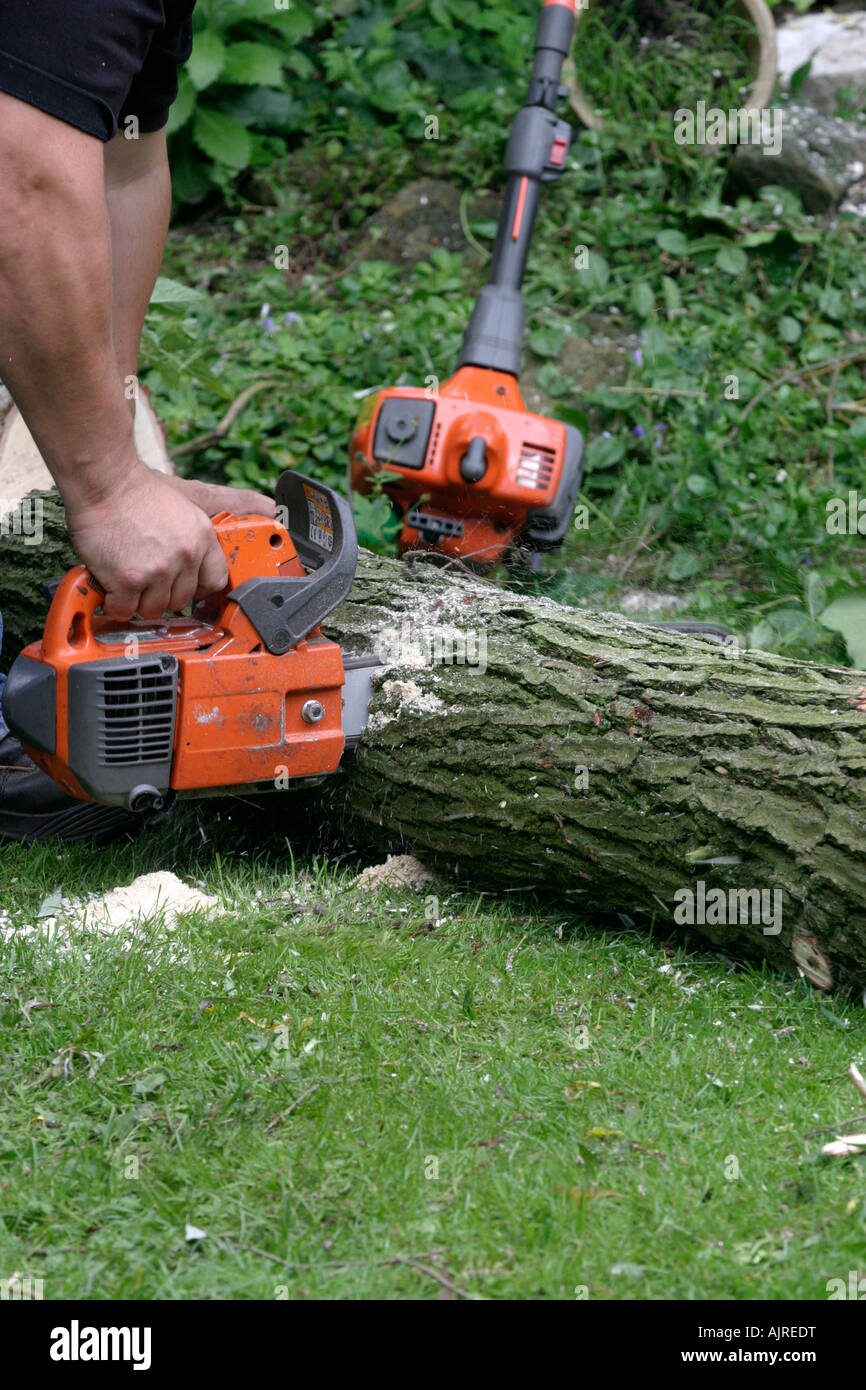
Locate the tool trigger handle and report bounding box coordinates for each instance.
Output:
[228,471,358,655]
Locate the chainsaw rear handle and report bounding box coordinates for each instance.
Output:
[37,566,107,666]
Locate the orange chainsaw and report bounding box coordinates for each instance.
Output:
[1,473,378,814]
[350,0,582,573]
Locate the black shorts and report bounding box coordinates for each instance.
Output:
[0,1,197,142]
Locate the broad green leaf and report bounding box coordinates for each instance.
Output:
[668,548,702,581]
[222,41,285,87]
[685,473,713,496]
[186,31,226,91]
[820,592,866,669]
[778,315,802,344]
[584,251,610,294]
[789,55,814,95]
[804,570,827,620]
[149,276,206,308]
[193,108,252,169]
[818,287,845,322]
[661,275,681,315]
[166,71,196,134]
[528,324,565,359]
[656,229,689,256]
[584,436,625,471]
[715,245,748,276]
[631,281,655,318]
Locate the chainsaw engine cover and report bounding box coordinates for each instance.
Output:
[350,366,583,569]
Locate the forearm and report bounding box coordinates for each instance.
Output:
[0,126,138,506]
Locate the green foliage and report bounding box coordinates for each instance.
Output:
[168,0,545,205]
[146,0,866,668]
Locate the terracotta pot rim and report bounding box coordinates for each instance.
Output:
[566,0,778,133]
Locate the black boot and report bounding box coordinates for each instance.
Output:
[0,733,141,844]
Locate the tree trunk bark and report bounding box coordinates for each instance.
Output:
[323,552,866,997]
[3,493,866,993]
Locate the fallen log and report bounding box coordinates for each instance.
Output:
[323,553,866,997]
[3,492,866,994]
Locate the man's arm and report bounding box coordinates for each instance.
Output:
[0,94,228,619]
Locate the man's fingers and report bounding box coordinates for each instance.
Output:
[194,535,230,598]
[137,579,173,621]
[238,490,276,518]
[102,585,142,622]
[167,574,198,614]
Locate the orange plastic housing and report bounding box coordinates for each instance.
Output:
[16,512,346,803]
[350,366,572,570]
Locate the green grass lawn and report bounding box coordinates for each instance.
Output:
[1,802,865,1301]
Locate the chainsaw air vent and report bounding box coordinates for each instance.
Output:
[97,660,176,765]
[66,654,178,806]
[515,441,555,491]
[428,421,441,466]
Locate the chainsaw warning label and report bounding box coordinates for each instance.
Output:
[302,484,334,552]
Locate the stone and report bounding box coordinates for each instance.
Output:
[520,313,641,425]
[728,103,866,213]
[777,9,866,114]
[355,178,500,266]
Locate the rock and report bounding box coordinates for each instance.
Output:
[355,178,500,266]
[728,103,866,213]
[777,9,866,114]
[520,313,640,425]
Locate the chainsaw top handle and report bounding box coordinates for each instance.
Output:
[229,471,358,655]
[36,472,357,664]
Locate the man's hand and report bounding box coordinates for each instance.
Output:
[65,468,233,621]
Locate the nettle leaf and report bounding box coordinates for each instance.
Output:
[804,570,827,621]
[222,41,285,87]
[715,244,748,276]
[528,324,565,359]
[686,473,713,497]
[149,276,206,309]
[193,108,252,169]
[584,252,610,293]
[818,288,845,322]
[584,436,625,471]
[668,548,702,581]
[778,315,802,344]
[662,275,681,315]
[631,280,655,318]
[820,592,866,669]
[656,229,689,257]
[186,31,226,91]
[789,55,814,95]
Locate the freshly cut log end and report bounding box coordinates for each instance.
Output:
[0,386,174,656]
[0,385,173,516]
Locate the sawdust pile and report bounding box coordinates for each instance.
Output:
[67,871,222,932]
[352,854,437,893]
[0,870,223,947]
